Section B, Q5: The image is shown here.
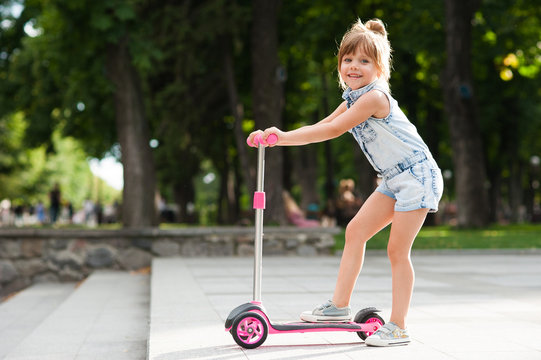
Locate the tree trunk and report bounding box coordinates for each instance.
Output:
[106,37,157,228]
[223,38,255,194]
[295,144,320,211]
[217,151,239,225]
[508,161,524,222]
[488,170,502,223]
[251,0,285,224]
[173,180,197,224]
[443,0,489,227]
[526,163,538,222]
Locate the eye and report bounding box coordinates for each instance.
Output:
[343,58,352,63]
[361,59,370,64]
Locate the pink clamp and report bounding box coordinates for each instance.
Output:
[253,192,266,209]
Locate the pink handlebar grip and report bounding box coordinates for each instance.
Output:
[266,134,278,145]
[246,133,278,147]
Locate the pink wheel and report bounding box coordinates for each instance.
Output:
[231,312,268,349]
[355,313,384,340]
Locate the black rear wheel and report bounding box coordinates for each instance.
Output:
[355,312,384,340]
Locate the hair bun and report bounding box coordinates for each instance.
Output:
[365,19,387,37]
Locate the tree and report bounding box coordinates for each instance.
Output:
[142,0,243,224]
[251,0,286,224]
[106,35,157,227]
[472,1,541,223]
[2,0,540,227]
[4,0,158,227]
[443,0,490,227]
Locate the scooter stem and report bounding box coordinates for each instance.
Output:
[253,144,266,302]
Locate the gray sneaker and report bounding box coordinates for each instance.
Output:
[365,321,410,346]
[300,300,352,322]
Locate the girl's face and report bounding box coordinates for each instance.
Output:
[339,49,379,90]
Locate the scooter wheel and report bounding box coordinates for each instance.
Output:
[355,312,385,340]
[231,312,268,349]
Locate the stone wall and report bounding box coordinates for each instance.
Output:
[0,227,339,297]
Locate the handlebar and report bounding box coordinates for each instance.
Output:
[246,133,278,147]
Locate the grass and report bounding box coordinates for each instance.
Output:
[333,224,541,251]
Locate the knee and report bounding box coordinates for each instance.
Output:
[387,243,411,264]
[345,221,369,246]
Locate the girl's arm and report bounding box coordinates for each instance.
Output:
[259,90,388,146]
[316,100,348,125]
[248,101,348,146]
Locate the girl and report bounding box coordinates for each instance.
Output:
[248,18,443,347]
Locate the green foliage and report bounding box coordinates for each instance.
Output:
[470,2,541,215]
[1,0,540,225]
[142,0,249,222]
[279,0,540,219]
[0,112,26,174]
[0,121,120,208]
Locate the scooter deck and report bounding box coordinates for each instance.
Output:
[271,321,363,332]
[225,302,381,336]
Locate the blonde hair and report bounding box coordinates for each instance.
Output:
[337,19,392,89]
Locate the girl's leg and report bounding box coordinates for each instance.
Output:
[387,208,429,329]
[332,192,395,307]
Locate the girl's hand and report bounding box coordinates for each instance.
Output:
[247,128,283,147]
[247,130,264,147]
[262,127,283,147]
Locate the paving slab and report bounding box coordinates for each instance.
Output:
[3,271,149,360]
[150,252,541,360]
[0,283,76,358]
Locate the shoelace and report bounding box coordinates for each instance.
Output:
[374,325,393,336]
[315,301,333,311]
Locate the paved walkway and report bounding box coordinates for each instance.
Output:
[0,283,75,359]
[2,271,149,360]
[151,252,541,360]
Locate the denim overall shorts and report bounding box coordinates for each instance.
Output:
[344,81,443,212]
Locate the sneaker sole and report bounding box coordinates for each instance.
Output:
[365,338,410,347]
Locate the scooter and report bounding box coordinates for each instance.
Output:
[225,133,384,349]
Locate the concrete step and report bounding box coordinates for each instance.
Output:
[0,283,76,358]
[147,258,243,360]
[3,270,149,360]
